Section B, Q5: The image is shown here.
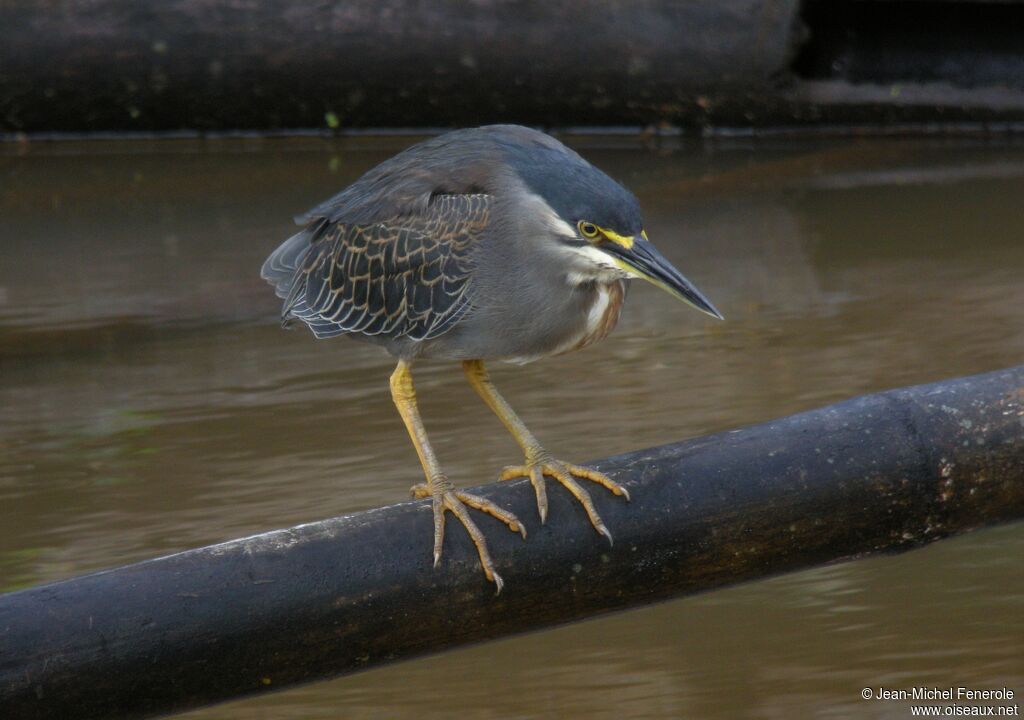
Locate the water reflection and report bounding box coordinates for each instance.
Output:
[1,135,1022,717]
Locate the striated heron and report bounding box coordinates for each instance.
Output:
[261,125,721,591]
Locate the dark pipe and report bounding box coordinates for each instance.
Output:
[2,366,1023,719]
[6,1,1024,136]
[1,0,801,133]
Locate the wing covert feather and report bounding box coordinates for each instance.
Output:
[272,194,489,342]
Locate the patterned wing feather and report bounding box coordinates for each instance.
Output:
[264,194,489,342]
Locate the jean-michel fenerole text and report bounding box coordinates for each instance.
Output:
[870,687,1015,702]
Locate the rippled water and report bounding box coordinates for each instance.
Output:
[2,134,1022,718]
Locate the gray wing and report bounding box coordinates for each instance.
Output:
[261,194,489,342]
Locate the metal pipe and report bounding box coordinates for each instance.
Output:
[6,1,1024,136]
[2,365,1023,720]
[1,0,801,134]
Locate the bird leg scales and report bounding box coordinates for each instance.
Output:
[462,360,630,543]
[390,360,524,592]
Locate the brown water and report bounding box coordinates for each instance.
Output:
[1,134,1022,718]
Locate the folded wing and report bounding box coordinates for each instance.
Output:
[261,193,489,342]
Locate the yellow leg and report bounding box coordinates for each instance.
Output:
[390,360,524,593]
[462,360,630,543]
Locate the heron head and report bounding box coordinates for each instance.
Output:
[502,131,722,320]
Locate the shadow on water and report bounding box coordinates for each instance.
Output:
[1,134,1022,717]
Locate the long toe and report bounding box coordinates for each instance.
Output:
[455,490,526,538]
[442,493,506,593]
[416,485,524,593]
[501,456,628,541]
[562,462,631,502]
[500,464,549,523]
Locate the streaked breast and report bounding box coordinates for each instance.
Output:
[563,280,626,354]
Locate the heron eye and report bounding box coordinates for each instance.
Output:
[578,221,600,239]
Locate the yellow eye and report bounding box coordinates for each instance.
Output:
[578,221,600,239]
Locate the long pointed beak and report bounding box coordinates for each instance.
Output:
[602,237,724,320]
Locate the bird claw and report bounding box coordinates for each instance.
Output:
[500,455,629,541]
[411,481,524,592]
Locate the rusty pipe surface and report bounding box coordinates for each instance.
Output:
[2,365,1023,719]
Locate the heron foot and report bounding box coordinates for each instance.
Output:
[499,453,630,543]
[410,481,525,594]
